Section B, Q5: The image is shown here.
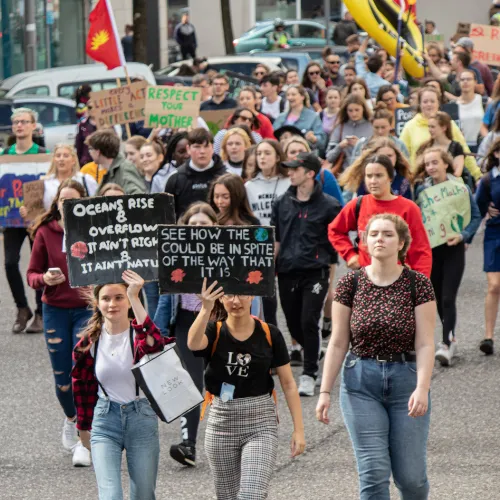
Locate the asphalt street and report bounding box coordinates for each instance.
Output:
[1,230,499,500]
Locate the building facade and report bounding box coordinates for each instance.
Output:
[0,0,168,80]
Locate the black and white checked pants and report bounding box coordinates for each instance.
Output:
[205,394,278,500]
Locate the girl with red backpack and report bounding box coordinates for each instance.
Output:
[188,278,305,499]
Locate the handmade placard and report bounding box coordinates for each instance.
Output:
[64,194,175,287]
[158,225,275,296]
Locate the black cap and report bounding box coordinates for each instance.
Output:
[283,152,321,174]
[274,125,305,141]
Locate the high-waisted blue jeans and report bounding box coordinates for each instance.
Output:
[340,353,431,500]
[91,397,160,500]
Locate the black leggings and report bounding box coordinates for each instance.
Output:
[174,308,204,444]
[431,242,466,345]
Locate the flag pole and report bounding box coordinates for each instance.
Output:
[393,0,406,85]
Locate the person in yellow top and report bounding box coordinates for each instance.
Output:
[80,161,105,184]
[399,87,481,180]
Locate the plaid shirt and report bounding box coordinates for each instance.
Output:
[72,315,175,431]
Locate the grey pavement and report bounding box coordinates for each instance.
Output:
[1,231,499,499]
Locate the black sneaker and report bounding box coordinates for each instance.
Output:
[321,318,332,339]
[479,338,494,355]
[290,349,303,367]
[170,440,196,467]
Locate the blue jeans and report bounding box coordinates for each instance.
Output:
[91,397,159,500]
[42,303,92,418]
[340,353,431,500]
[154,294,171,337]
[143,282,159,320]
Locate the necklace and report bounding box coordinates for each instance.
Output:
[104,327,124,357]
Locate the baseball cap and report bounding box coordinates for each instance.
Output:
[283,152,321,174]
[456,37,474,51]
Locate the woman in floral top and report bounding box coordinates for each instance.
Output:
[317,214,436,500]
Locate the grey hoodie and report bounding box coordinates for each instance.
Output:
[150,163,177,194]
[326,119,374,172]
[244,173,291,226]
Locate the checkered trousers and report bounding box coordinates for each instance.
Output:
[205,394,279,500]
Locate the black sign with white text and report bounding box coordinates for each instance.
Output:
[394,108,416,137]
[158,225,275,296]
[64,194,175,287]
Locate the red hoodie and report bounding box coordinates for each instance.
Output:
[256,113,276,139]
[27,219,88,309]
[328,195,432,277]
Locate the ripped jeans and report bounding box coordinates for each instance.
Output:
[43,303,92,418]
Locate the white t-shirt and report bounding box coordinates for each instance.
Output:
[43,173,98,210]
[95,326,145,404]
[261,96,282,120]
[458,94,484,146]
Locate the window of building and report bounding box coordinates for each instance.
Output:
[255,0,297,22]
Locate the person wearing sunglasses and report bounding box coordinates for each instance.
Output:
[213,107,263,155]
[324,55,345,88]
[252,63,270,83]
[301,62,331,111]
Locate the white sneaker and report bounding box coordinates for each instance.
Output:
[435,341,457,366]
[298,374,316,397]
[62,418,79,452]
[72,441,91,467]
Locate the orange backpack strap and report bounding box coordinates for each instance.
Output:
[257,319,280,423]
[200,322,222,421]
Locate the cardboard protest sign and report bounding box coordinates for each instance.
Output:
[90,81,148,129]
[417,179,471,248]
[144,86,201,129]
[451,22,470,43]
[63,194,175,287]
[201,108,236,136]
[424,34,445,50]
[0,154,51,227]
[224,71,260,100]
[469,24,500,67]
[22,179,45,221]
[158,225,275,296]
[394,108,416,137]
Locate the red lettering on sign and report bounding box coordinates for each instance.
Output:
[12,179,23,198]
[491,27,500,40]
[0,188,6,197]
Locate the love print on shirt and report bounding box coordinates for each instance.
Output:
[226,352,252,377]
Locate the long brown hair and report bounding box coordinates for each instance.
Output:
[335,94,371,127]
[30,179,86,238]
[78,283,134,349]
[347,77,372,100]
[414,147,455,182]
[363,213,412,266]
[416,111,453,157]
[339,138,411,191]
[252,139,288,179]
[208,173,257,226]
[482,138,500,173]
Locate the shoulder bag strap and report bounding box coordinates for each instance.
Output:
[129,325,139,398]
[351,270,360,305]
[258,320,273,347]
[211,321,222,357]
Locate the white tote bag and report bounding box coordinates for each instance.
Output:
[132,343,204,423]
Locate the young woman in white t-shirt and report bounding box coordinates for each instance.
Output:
[72,270,174,500]
[456,69,485,153]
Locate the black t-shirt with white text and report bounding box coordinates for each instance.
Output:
[193,320,290,398]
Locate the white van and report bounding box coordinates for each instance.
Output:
[0,63,156,100]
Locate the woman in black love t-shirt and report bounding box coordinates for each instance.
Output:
[188,279,305,499]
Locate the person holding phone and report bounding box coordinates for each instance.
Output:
[72,269,174,499]
[188,279,305,499]
[27,179,93,467]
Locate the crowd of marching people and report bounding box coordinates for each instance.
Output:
[4,18,500,499]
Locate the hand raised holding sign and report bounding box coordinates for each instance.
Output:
[199,278,225,314]
[122,269,145,299]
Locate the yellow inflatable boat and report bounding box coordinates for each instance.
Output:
[344,0,425,78]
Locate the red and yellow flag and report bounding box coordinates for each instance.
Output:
[86,0,125,70]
